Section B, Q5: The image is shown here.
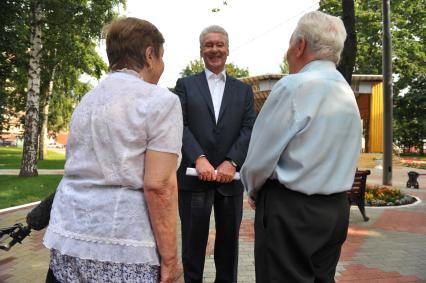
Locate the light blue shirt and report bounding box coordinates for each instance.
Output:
[241,60,361,198]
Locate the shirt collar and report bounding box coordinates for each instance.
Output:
[113,68,143,80]
[299,60,336,73]
[205,68,226,81]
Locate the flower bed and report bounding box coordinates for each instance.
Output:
[365,185,417,206]
[400,158,426,170]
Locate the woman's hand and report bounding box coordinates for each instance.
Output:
[247,196,256,210]
[160,256,178,283]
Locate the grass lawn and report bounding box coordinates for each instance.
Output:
[0,146,65,169]
[0,175,62,209]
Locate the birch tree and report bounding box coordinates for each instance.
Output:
[14,0,124,173]
[36,0,122,160]
[20,0,42,176]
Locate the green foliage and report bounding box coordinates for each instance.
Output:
[0,1,30,132]
[0,175,61,209]
[225,62,249,78]
[319,0,426,151]
[280,59,289,74]
[400,153,426,160]
[0,146,65,169]
[180,59,249,78]
[180,60,205,77]
[1,0,124,133]
[394,76,426,153]
[319,0,383,75]
[38,0,123,131]
[319,0,426,87]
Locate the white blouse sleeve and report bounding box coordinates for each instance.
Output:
[146,90,183,157]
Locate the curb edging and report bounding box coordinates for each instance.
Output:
[0,201,41,215]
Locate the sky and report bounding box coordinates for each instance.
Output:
[97,0,320,88]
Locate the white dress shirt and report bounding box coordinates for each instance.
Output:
[241,60,361,198]
[43,70,183,265]
[205,68,226,122]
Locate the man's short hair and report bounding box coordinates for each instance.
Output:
[199,25,229,48]
[105,17,164,72]
[292,11,347,64]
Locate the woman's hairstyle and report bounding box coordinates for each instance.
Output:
[199,25,229,48]
[292,11,347,64]
[105,17,164,72]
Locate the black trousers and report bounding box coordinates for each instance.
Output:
[179,189,243,283]
[255,180,350,283]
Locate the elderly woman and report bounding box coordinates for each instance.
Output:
[43,18,182,283]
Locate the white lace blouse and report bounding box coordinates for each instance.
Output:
[43,70,183,265]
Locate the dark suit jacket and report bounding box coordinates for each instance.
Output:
[174,71,256,196]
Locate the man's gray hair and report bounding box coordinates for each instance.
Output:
[199,25,229,48]
[292,11,347,64]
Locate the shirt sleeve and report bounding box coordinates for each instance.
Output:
[146,91,183,157]
[240,79,303,200]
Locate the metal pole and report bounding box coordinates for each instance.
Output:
[382,0,393,185]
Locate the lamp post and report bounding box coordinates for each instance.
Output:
[382,0,393,185]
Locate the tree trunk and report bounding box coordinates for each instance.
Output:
[19,0,42,177]
[337,0,357,85]
[39,66,56,160]
[38,98,49,161]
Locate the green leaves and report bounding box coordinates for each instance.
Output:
[180,59,249,78]
[320,0,426,152]
[1,0,124,133]
[394,76,426,153]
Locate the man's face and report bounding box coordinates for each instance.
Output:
[201,32,229,74]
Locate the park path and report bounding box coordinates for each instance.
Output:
[1,166,425,282]
[0,169,64,175]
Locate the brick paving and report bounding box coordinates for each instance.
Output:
[0,166,425,282]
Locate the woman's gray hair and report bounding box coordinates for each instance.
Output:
[292,11,347,64]
[199,25,229,48]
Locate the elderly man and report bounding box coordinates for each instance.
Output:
[241,11,361,282]
[174,25,256,283]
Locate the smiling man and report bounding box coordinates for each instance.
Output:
[174,25,256,283]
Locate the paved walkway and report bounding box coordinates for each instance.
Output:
[0,166,425,282]
[0,169,64,175]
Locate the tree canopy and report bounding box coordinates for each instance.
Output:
[180,59,249,78]
[1,0,124,175]
[1,0,123,134]
[0,1,30,132]
[320,0,426,152]
[393,76,426,153]
[320,0,426,90]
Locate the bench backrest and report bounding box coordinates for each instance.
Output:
[348,169,371,202]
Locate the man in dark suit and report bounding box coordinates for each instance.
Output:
[174,25,256,283]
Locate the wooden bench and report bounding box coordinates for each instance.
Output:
[347,169,371,221]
